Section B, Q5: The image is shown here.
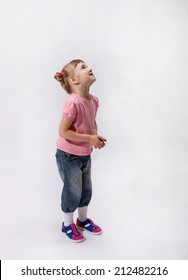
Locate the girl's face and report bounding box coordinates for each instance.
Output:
[73,62,96,86]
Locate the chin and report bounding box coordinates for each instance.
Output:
[90,79,96,86]
[91,76,96,82]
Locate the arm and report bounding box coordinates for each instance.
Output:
[93,120,98,135]
[59,117,106,149]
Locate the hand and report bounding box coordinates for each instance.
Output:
[89,135,107,149]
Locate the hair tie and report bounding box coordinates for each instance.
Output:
[59,72,64,77]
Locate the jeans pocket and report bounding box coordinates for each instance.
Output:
[55,149,78,162]
[64,152,79,162]
[63,152,70,158]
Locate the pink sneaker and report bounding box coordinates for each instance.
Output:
[62,223,84,242]
[76,218,102,235]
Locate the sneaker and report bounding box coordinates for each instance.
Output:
[62,223,84,242]
[76,218,102,235]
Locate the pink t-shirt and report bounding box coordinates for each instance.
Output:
[56,93,99,156]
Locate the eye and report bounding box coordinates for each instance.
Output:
[81,65,88,69]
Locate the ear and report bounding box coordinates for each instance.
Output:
[70,75,79,85]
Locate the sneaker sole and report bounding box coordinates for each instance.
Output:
[63,233,85,243]
[71,238,85,243]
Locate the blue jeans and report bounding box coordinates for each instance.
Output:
[55,149,92,213]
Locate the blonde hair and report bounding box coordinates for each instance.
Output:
[54,59,84,93]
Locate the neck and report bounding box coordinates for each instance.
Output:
[72,85,91,100]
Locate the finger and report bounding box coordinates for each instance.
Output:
[100,141,105,147]
[99,136,107,142]
[99,142,105,148]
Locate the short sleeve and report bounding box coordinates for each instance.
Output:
[63,100,77,121]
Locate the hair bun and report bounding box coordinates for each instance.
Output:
[54,71,64,82]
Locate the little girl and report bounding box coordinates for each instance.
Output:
[54,59,106,242]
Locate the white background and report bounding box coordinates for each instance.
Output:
[0,0,188,259]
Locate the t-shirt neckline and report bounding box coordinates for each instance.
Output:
[71,93,92,102]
